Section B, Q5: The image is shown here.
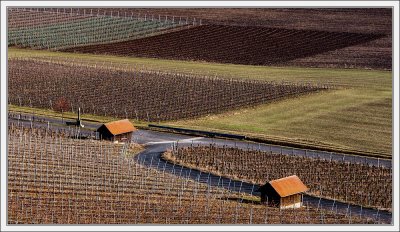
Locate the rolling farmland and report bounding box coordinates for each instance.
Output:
[6,7,394,226]
[7,49,392,155]
[9,8,391,69]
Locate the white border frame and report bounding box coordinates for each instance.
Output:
[1,1,399,231]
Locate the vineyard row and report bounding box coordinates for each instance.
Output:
[9,9,185,50]
[8,59,327,121]
[8,125,374,224]
[167,145,392,210]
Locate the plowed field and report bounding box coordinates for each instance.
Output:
[64,25,383,66]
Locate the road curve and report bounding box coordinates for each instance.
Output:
[8,114,392,223]
[133,130,392,224]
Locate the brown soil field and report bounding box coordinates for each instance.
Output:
[65,8,393,70]
[44,8,392,33]
[286,35,392,69]
[64,25,384,66]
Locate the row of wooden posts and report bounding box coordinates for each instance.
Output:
[10,7,203,26]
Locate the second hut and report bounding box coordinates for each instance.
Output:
[257,175,308,209]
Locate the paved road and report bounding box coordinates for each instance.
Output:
[8,112,99,137]
[8,113,393,223]
[133,130,392,224]
[9,112,391,167]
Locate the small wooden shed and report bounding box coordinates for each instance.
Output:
[257,175,308,209]
[96,119,136,142]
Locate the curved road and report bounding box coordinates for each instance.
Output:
[133,130,392,224]
[8,113,392,223]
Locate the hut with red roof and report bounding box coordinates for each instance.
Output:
[257,175,308,209]
[96,119,136,142]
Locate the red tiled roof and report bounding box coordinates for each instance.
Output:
[269,175,308,197]
[104,119,136,136]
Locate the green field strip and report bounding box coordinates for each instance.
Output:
[8,16,180,50]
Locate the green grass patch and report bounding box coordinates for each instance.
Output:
[165,88,392,155]
[8,48,392,156]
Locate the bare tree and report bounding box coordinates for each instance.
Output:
[53,97,70,123]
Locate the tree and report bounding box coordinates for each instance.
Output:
[53,97,70,123]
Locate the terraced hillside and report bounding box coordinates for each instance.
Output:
[65,25,384,66]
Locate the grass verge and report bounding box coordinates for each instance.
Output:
[8,105,149,128]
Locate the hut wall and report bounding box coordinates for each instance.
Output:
[280,194,302,209]
[260,183,281,207]
[97,126,114,140]
[114,132,133,142]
